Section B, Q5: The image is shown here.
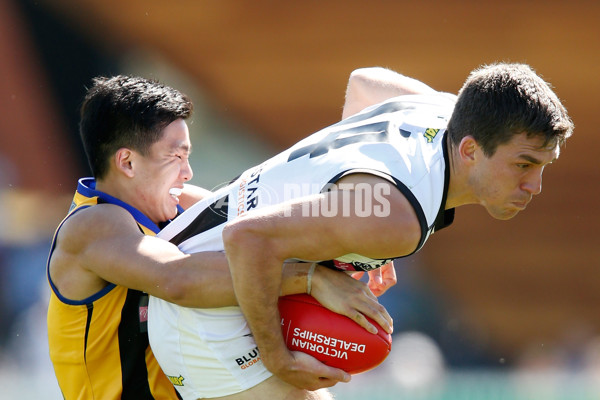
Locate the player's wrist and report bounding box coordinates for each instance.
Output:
[309,264,331,299]
[280,262,311,296]
[306,263,316,295]
[261,344,294,372]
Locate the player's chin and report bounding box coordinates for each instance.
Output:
[163,206,179,221]
[488,206,520,220]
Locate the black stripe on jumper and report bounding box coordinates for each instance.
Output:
[119,289,153,399]
[169,195,229,246]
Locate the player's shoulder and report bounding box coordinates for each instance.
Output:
[59,203,140,245]
[69,201,134,224]
[50,204,135,298]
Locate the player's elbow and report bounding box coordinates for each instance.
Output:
[343,67,388,120]
[223,219,280,269]
[349,67,385,80]
[151,256,206,306]
[348,67,394,89]
[155,273,190,306]
[347,68,374,96]
[222,219,257,255]
[155,262,238,308]
[222,219,241,250]
[161,276,224,308]
[157,262,203,306]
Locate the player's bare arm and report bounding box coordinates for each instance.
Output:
[223,174,419,390]
[342,67,438,119]
[179,183,213,208]
[49,203,240,307]
[50,201,387,316]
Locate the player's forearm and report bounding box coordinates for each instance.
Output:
[222,222,293,370]
[161,251,238,308]
[168,255,314,308]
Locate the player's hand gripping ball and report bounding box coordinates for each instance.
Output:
[278,294,392,374]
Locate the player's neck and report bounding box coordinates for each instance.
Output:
[95,176,137,208]
[444,142,477,210]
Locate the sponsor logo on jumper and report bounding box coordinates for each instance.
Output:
[139,306,148,323]
[237,166,264,216]
[167,375,185,386]
[209,169,279,219]
[424,128,440,143]
[290,328,366,360]
[235,346,261,370]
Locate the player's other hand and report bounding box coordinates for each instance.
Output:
[310,265,393,335]
[366,262,397,297]
[351,262,397,296]
[269,350,351,390]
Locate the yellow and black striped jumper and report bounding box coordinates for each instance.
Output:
[47,178,182,399]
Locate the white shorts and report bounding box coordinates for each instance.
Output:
[148,298,272,399]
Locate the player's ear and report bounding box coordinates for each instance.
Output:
[114,148,135,178]
[458,135,479,163]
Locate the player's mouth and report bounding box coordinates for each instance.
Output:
[511,201,528,210]
[169,187,183,202]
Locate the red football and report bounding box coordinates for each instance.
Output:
[278,294,392,374]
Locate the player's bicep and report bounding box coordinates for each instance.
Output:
[73,206,184,291]
[287,187,420,260]
[227,178,421,262]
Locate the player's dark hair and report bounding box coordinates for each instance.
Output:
[447,63,573,156]
[79,75,193,179]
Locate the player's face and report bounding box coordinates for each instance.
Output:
[133,118,193,224]
[471,132,559,220]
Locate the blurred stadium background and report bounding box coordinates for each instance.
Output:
[0,1,598,398]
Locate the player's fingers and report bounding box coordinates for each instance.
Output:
[373,308,393,334]
[310,377,346,390]
[315,365,351,386]
[337,282,392,333]
[379,307,394,334]
[356,300,393,334]
[367,281,385,297]
[370,263,397,296]
[382,262,397,286]
[291,351,350,389]
[345,307,384,335]
[368,268,383,285]
[304,377,345,391]
[351,271,364,280]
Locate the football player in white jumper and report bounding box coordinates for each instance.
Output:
[148,63,573,399]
